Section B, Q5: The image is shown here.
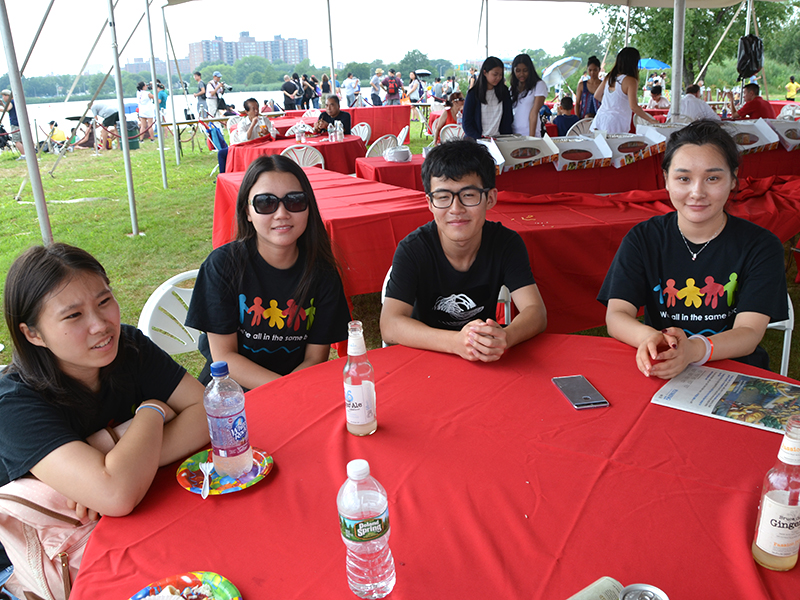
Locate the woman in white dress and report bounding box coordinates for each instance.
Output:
[136,81,156,141]
[509,53,548,137]
[590,47,657,134]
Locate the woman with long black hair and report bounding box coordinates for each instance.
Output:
[591,47,657,133]
[462,56,513,140]
[509,54,548,137]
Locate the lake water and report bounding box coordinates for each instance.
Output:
[19,89,286,139]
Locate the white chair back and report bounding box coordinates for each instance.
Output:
[397,125,409,146]
[137,270,201,355]
[766,293,795,377]
[566,118,594,137]
[302,109,321,118]
[366,134,398,158]
[280,144,325,169]
[439,124,464,142]
[352,122,371,144]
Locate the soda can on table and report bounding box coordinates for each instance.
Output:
[620,583,670,600]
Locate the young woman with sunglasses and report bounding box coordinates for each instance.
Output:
[0,244,208,519]
[187,155,351,390]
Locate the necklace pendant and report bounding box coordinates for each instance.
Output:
[691,254,697,261]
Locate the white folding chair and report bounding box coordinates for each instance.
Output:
[366,134,398,158]
[280,144,325,169]
[352,122,371,145]
[380,266,393,348]
[766,293,795,377]
[397,125,409,146]
[439,124,464,142]
[566,117,594,137]
[777,103,800,120]
[666,114,693,124]
[137,270,201,355]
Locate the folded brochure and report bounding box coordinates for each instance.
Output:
[651,366,800,434]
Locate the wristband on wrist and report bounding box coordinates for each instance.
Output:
[689,334,713,365]
[135,403,166,421]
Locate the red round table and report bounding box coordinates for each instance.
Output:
[70,334,800,600]
[354,155,425,191]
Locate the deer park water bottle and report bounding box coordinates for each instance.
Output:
[752,414,800,571]
[337,459,396,599]
[343,321,377,436]
[203,361,253,479]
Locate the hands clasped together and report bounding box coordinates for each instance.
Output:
[636,327,703,379]
[457,318,509,362]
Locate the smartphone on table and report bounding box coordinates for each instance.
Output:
[552,375,610,410]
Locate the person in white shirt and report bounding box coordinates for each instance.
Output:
[228,98,271,145]
[646,85,670,109]
[342,73,359,108]
[668,84,720,122]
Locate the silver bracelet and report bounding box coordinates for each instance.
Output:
[689,334,713,366]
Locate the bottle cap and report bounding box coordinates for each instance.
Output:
[347,459,370,481]
[210,361,229,378]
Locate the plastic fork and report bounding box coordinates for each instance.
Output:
[200,461,214,499]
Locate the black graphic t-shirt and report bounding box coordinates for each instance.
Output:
[187,240,351,376]
[598,212,787,365]
[386,220,536,330]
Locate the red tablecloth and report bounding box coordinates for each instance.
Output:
[284,105,411,142]
[213,168,429,297]
[354,155,425,191]
[225,135,366,174]
[268,115,317,138]
[70,334,800,600]
[428,111,558,138]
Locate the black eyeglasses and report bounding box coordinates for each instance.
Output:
[251,192,309,215]
[428,186,489,209]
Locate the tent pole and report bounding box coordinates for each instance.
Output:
[65,0,122,103]
[327,0,335,98]
[751,3,768,99]
[695,1,744,85]
[671,0,686,115]
[625,2,631,47]
[106,0,139,236]
[145,0,167,189]
[20,0,55,74]
[486,0,489,57]
[0,0,52,244]
[162,6,180,166]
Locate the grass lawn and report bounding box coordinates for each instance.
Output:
[0,119,797,381]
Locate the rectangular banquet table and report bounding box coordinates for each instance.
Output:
[225,135,366,175]
[283,105,410,142]
[213,169,800,333]
[354,155,425,191]
[70,334,800,600]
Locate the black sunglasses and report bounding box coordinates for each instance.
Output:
[251,192,309,215]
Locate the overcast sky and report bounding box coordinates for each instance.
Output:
[2,0,603,78]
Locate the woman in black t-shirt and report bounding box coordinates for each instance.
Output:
[599,120,787,378]
[186,155,350,390]
[0,244,208,517]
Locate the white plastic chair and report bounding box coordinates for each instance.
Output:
[498,285,512,325]
[566,118,594,137]
[380,266,393,348]
[666,114,693,124]
[280,144,325,169]
[766,293,795,377]
[302,109,321,118]
[352,122,371,145]
[366,134,398,158]
[439,124,464,142]
[777,103,800,120]
[137,270,201,355]
[397,125,409,146]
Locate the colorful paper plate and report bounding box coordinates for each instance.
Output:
[176,447,273,495]
[128,571,241,599]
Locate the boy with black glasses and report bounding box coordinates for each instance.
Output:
[381,140,547,362]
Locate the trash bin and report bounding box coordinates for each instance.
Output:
[117,119,139,150]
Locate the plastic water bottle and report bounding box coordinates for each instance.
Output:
[203,361,253,479]
[328,122,335,142]
[336,120,344,142]
[337,459,396,598]
[343,321,377,436]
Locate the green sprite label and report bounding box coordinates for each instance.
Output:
[339,508,390,542]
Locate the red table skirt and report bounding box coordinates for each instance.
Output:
[225,135,366,174]
[70,335,800,600]
[428,111,557,138]
[354,155,425,192]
